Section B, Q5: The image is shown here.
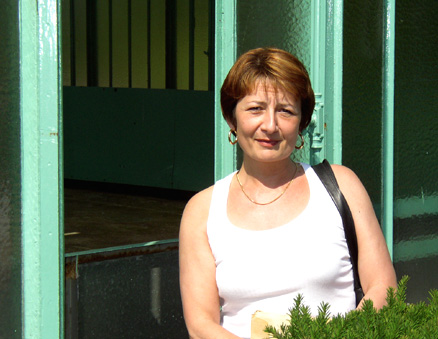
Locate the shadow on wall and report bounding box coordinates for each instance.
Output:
[65,242,188,339]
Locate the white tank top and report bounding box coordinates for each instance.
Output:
[206,163,355,339]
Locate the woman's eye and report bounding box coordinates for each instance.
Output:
[280,108,294,115]
[248,106,262,111]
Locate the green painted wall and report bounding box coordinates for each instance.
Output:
[63,87,214,191]
[0,0,22,336]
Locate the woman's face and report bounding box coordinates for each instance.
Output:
[230,81,302,164]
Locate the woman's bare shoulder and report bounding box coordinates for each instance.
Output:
[330,164,364,194]
[185,185,214,212]
[329,163,375,218]
[179,185,215,257]
[181,184,215,228]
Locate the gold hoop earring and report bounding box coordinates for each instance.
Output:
[295,133,304,150]
[228,129,238,145]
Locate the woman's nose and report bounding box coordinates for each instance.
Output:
[261,109,278,133]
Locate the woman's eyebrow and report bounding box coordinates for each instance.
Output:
[277,102,296,108]
[245,100,266,105]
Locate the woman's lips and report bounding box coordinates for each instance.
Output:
[256,139,279,147]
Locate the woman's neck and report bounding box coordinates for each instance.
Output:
[239,157,297,189]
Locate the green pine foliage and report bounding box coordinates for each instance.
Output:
[265,276,438,338]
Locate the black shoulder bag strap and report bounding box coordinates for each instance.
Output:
[312,159,364,307]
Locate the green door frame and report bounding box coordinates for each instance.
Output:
[20,0,63,337]
[381,0,396,259]
[309,0,344,165]
[14,1,397,337]
[214,0,237,181]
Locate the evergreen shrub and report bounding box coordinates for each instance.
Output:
[265,276,438,338]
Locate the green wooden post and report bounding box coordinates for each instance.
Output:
[309,0,343,165]
[214,0,237,181]
[309,0,327,164]
[324,0,344,165]
[20,0,63,337]
[381,0,396,260]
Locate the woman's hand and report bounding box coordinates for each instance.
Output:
[179,187,242,339]
[332,165,397,310]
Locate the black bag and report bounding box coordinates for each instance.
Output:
[312,159,364,307]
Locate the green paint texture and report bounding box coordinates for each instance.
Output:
[20,0,62,338]
[214,0,237,181]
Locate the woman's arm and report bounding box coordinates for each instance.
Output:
[332,165,397,310]
[179,187,241,339]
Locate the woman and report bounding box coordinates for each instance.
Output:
[179,47,396,339]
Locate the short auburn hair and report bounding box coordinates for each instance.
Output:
[220,47,315,132]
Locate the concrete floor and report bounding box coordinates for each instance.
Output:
[64,181,192,253]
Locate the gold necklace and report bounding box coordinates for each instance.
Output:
[236,162,298,206]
